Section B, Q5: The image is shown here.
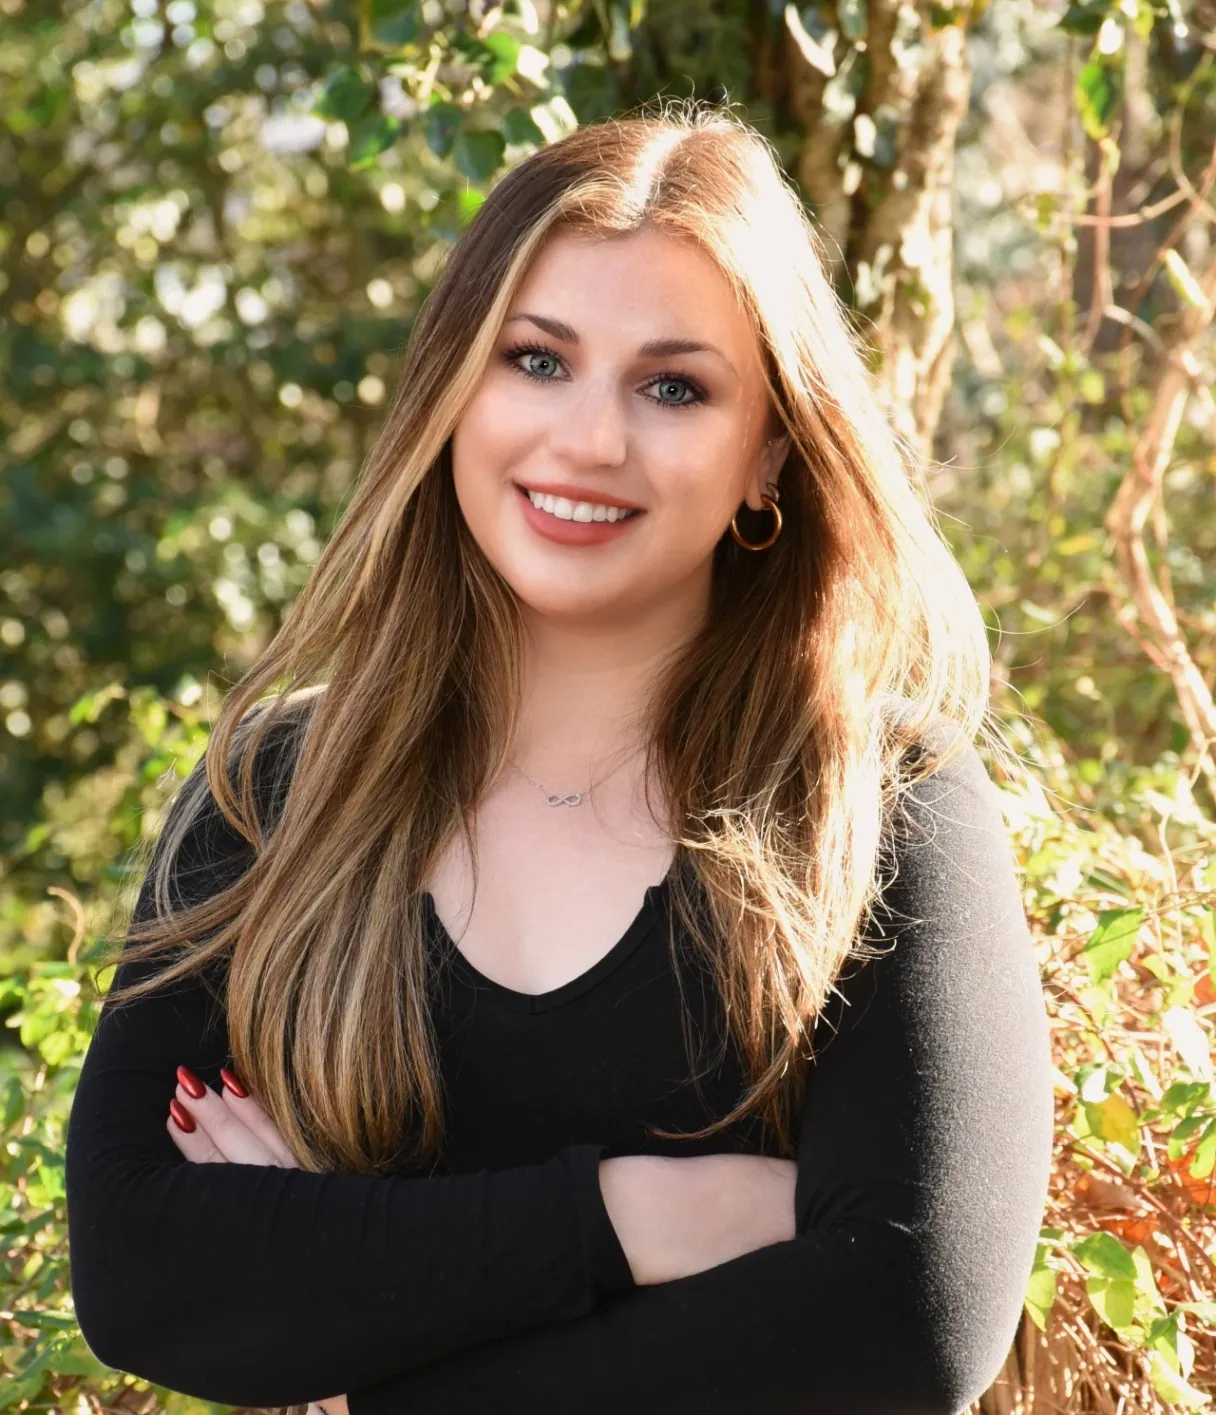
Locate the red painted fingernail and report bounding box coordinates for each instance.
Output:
[169,1099,196,1133]
[176,1065,206,1099]
[220,1067,249,1098]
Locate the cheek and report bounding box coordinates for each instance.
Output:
[450,401,526,520]
[656,456,745,531]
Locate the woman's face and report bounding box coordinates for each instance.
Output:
[450,225,790,629]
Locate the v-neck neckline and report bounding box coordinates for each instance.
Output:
[421,871,673,1014]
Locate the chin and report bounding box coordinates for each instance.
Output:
[511,577,639,625]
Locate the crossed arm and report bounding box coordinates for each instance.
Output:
[342,745,1055,1415]
[66,740,1053,1415]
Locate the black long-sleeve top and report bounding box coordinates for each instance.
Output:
[65,733,1054,1415]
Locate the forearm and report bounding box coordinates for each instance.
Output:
[68,1033,631,1410]
[600,1152,797,1286]
[343,1224,966,1415]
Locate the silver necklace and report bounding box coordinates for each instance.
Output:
[509,745,643,808]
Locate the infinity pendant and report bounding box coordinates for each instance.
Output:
[545,792,585,807]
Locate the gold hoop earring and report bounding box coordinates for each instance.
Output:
[730,494,783,551]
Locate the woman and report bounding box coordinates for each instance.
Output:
[65,103,1054,1415]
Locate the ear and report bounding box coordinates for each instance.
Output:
[743,431,792,511]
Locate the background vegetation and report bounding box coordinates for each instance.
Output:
[2,0,1215,1408]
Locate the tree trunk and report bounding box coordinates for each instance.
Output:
[773,2,973,459]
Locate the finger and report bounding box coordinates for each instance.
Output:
[174,1077,280,1166]
[166,1111,228,1164]
[218,1085,300,1168]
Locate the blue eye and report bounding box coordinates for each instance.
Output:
[501,342,708,411]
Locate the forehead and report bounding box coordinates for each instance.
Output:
[509,226,760,364]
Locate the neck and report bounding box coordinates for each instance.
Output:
[513,574,707,771]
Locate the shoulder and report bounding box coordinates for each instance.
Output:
[181,696,310,832]
[867,722,1025,949]
[148,697,311,900]
[884,711,1007,853]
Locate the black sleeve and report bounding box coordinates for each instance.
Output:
[344,740,1055,1415]
[65,739,637,1412]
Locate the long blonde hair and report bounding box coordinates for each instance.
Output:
[102,99,1009,1186]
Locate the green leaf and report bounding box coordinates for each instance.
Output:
[1178,1299,1216,1324]
[1024,1263,1056,1330]
[1162,250,1213,315]
[1072,1231,1137,1281]
[1146,1309,1190,1375]
[1148,1349,1212,1407]
[1076,56,1123,141]
[0,1209,56,1239]
[0,1370,43,1409]
[426,101,463,159]
[158,1394,232,1415]
[13,1331,72,1380]
[452,129,506,185]
[1169,1113,1207,1158]
[1078,979,1113,1026]
[457,187,487,228]
[1088,1091,1141,1159]
[12,1309,78,1331]
[1160,1081,1211,1117]
[1085,1274,1137,1330]
[501,106,545,147]
[1190,1118,1216,1180]
[313,66,374,124]
[929,2,965,27]
[361,0,423,50]
[483,30,522,83]
[1133,1246,1168,1318]
[1130,0,1155,40]
[70,681,125,723]
[347,114,403,170]
[1083,906,1142,982]
[1024,1237,1058,1332]
[1058,0,1109,35]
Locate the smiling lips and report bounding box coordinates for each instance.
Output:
[522,486,640,523]
[515,482,645,544]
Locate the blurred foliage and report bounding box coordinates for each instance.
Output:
[2,0,1216,1408]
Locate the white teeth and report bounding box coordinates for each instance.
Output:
[526,489,637,524]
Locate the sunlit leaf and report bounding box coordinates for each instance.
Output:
[1092,1091,1141,1158]
[1076,56,1123,140]
[1072,1231,1137,1280]
[1161,250,1213,312]
[1148,1349,1212,1408]
[1163,1007,1214,1081]
[1083,907,1143,982]
[1085,1274,1136,1330]
[1132,1245,1167,1318]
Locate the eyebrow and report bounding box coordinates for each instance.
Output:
[503,312,737,376]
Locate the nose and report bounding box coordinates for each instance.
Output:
[546,377,629,468]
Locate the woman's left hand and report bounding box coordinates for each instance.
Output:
[167,1064,350,1415]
